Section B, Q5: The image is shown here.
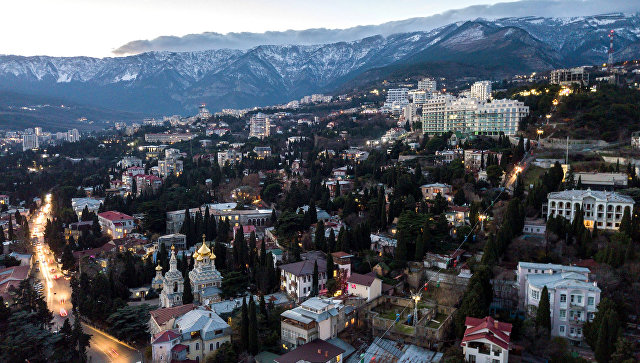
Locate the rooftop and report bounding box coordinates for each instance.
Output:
[275,339,345,363]
[98,211,134,221]
[347,273,378,287]
[150,304,197,326]
[281,258,326,276]
[518,262,590,274]
[547,189,634,204]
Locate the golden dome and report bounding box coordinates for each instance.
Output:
[155,264,162,271]
[196,253,204,261]
[197,234,211,257]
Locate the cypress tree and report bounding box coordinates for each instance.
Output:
[314,221,326,251]
[326,254,335,281]
[311,261,319,297]
[183,273,193,304]
[8,217,13,241]
[536,286,551,334]
[241,297,249,351]
[0,225,4,243]
[248,295,259,354]
[327,228,336,253]
[619,207,632,237]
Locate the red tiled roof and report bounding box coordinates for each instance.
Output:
[150,304,197,326]
[465,316,512,334]
[171,343,188,352]
[99,211,133,221]
[152,330,180,344]
[462,316,512,351]
[347,273,377,287]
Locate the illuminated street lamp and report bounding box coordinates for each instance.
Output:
[478,214,487,231]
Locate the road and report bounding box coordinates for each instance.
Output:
[504,150,536,190]
[32,194,142,363]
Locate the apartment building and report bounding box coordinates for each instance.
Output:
[144,133,196,143]
[217,149,243,166]
[470,81,492,101]
[98,211,135,239]
[280,259,327,302]
[546,189,635,230]
[422,97,528,136]
[550,67,589,86]
[280,297,352,349]
[517,262,600,343]
[418,78,437,92]
[166,204,272,233]
[249,112,271,139]
[22,133,39,151]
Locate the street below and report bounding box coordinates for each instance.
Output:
[31,194,141,363]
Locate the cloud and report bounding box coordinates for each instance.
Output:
[113,0,640,55]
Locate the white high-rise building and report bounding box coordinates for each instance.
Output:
[34,127,43,136]
[471,81,492,101]
[386,88,409,103]
[421,97,528,136]
[418,78,437,92]
[67,129,80,142]
[249,112,270,139]
[22,133,39,151]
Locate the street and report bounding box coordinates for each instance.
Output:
[31,194,142,363]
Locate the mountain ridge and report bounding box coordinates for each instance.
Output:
[0,13,639,116]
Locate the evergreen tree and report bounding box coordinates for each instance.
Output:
[415,233,425,261]
[248,295,259,355]
[327,228,336,253]
[394,230,408,266]
[7,217,13,240]
[240,297,249,351]
[311,261,319,297]
[0,225,4,243]
[326,254,335,281]
[92,214,101,237]
[453,189,467,206]
[536,286,551,334]
[72,313,90,361]
[619,207,632,237]
[259,293,267,318]
[183,273,194,304]
[314,221,326,251]
[577,175,583,189]
[61,243,76,272]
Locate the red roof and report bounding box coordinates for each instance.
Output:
[171,343,188,352]
[0,265,31,299]
[150,304,197,326]
[99,211,133,221]
[331,251,353,259]
[462,316,512,351]
[152,330,180,344]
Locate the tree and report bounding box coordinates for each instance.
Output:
[326,254,335,281]
[394,230,408,266]
[106,304,151,345]
[327,228,336,253]
[72,313,91,360]
[619,207,632,237]
[183,273,194,304]
[610,336,635,363]
[7,217,13,240]
[61,243,76,272]
[240,297,248,351]
[486,165,503,187]
[0,225,4,243]
[453,189,467,206]
[248,295,259,355]
[536,286,551,334]
[314,221,326,251]
[311,261,319,297]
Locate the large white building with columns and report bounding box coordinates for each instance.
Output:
[546,189,635,230]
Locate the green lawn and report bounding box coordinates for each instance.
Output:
[523,165,545,188]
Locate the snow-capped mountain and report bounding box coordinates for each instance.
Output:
[0,13,639,115]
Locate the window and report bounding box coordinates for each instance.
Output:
[195,343,199,350]
[588,297,595,306]
[559,309,566,319]
[577,295,583,304]
[216,342,220,349]
[468,355,476,363]
[559,325,565,335]
[560,294,567,303]
[210,344,213,351]
[531,289,540,300]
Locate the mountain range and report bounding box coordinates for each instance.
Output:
[0,13,639,119]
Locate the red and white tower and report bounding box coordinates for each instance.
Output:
[608,30,615,68]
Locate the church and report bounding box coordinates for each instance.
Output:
[156,235,223,308]
[189,235,223,304]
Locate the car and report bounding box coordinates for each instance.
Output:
[53,275,59,280]
[50,268,55,273]
[59,308,67,317]
[60,298,65,304]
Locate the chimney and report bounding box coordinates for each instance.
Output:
[325,350,328,357]
[494,320,498,329]
[317,349,321,354]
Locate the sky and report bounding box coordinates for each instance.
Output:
[1,0,638,58]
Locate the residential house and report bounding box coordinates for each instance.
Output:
[461,316,512,363]
[347,273,382,302]
[420,183,452,200]
[280,297,352,349]
[517,262,600,343]
[546,189,635,230]
[98,211,135,239]
[280,258,327,302]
